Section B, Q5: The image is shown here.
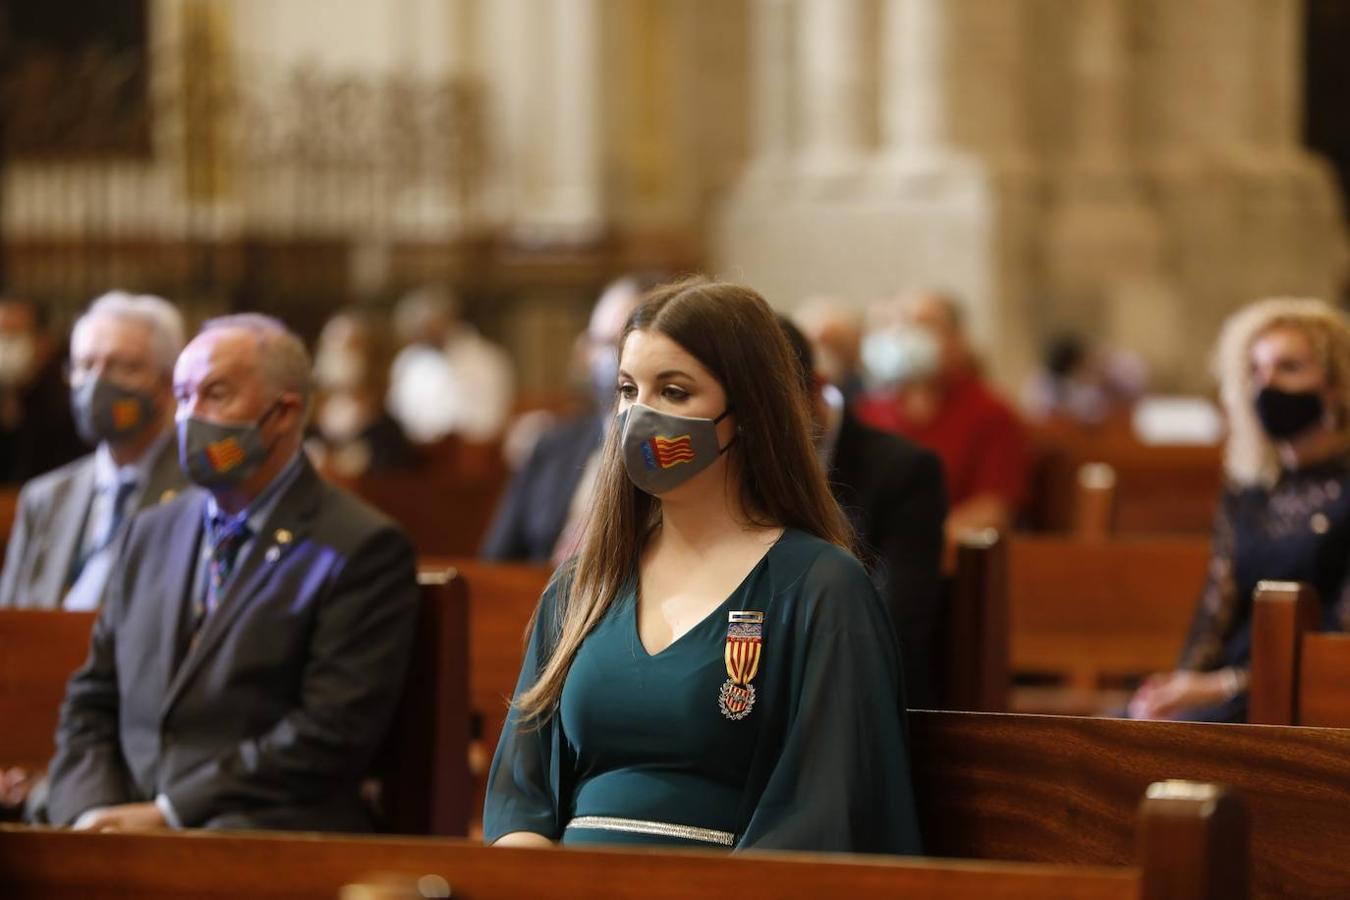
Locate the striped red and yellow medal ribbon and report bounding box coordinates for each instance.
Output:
[718,610,764,720]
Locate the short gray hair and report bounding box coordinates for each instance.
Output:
[199,313,314,424]
[73,291,186,374]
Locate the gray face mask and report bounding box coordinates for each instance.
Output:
[177,402,280,488]
[71,377,158,446]
[619,403,732,496]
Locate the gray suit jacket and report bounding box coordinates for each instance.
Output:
[45,456,420,832]
[0,434,188,609]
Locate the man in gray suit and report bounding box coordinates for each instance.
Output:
[0,292,189,610]
[44,313,419,832]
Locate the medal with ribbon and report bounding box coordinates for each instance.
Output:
[719,610,764,720]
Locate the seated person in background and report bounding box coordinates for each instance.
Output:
[485,278,920,854]
[0,297,87,483]
[779,317,948,708]
[387,284,514,444]
[480,275,648,565]
[307,308,416,479]
[792,298,867,403]
[857,290,1029,541]
[0,291,188,610]
[44,314,419,832]
[1021,332,1146,427]
[1128,298,1350,722]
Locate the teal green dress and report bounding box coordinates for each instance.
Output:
[483,529,922,854]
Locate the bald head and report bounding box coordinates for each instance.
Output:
[176,314,313,435]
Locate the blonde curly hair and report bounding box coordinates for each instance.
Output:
[1213,297,1350,487]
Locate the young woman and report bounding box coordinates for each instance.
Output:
[484,278,921,854]
[1128,297,1350,722]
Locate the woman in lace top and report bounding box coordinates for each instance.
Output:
[1128,298,1350,722]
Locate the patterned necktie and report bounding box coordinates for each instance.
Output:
[192,513,251,631]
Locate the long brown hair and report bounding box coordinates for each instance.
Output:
[516,277,855,721]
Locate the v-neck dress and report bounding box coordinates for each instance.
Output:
[483,528,922,855]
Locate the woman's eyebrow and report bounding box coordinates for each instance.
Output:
[655,369,693,380]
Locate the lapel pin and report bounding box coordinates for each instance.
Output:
[274,529,293,545]
[264,546,282,563]
[160,489,177,504]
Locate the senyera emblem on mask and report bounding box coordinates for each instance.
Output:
[641,434,696,470]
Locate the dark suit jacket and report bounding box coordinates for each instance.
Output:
[480,413,604,563]
[0,433,188,609]
[45,456,419,832]
[829,413,947,708]
[0,353,88,485]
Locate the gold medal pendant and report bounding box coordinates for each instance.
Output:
[719,610,764,720]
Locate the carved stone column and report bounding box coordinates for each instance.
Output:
[797,0,866,176]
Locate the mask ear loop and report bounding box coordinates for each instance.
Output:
[714,408,736,455]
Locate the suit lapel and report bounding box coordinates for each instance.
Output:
[39,459,97,606]
[138,434,186,512]
[158,494,208,711]
[162,461,324,715]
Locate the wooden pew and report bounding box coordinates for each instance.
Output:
[1027,426,1223,537]
[0,610,96,771]
[0,779,1244,900]
[0,571,472,837]
[1249,580,1350,726]
[953,533,1211,714]
[426,557,553,824]
[908,709,1348,900]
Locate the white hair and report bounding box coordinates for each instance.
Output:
[72,291,186,374]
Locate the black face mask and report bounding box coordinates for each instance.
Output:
[1255,387,1324,440]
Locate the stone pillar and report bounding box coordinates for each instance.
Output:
[797,0,867,176]
[747,0,797,179]
[879,0,948,160]
[481,0,603,241]
[538,0,603,238]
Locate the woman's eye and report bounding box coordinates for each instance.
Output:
[617,383,637,399]
[661,385,689,401]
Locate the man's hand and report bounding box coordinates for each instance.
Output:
[0,767,34,808]
[72,802,166,833]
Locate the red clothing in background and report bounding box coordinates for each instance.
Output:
[857,372,1029,510]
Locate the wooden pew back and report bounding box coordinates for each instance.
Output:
[425,557,553,823]
[374,568,472,836]
[1028,425,1223,536]
[1250,581,1350,727]
[910,709,1346,900]
[0,783,1244,900]
[0,610,96,770]
[955,533,1211,712]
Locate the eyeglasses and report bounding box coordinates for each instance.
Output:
[65,356,153,386]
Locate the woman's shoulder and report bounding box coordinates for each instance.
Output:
[767,529,880,611]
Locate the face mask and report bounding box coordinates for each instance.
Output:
[313,348,366,392]
[1255,387,1325,441]
[861,326,940,388]
[177,402,280,488]
[71,377,158,445]
[618,403,732,496]
[0,335,36,386]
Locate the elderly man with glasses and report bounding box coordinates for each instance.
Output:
[0,291,188,611]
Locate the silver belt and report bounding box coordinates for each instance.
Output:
[566,815,735,847]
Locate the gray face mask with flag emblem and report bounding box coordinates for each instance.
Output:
[177,401,281,488]
[618,403,732,496]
